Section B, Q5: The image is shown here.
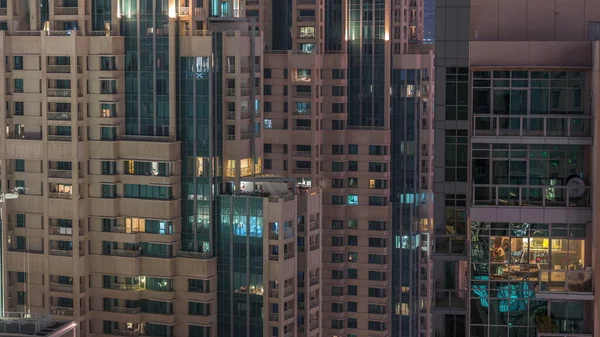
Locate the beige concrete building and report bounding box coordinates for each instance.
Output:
[0,0,433,337]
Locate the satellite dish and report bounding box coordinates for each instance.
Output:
[566,175,585,198]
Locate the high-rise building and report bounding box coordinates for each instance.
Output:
[434,1,600,337]
[0,0,432,337]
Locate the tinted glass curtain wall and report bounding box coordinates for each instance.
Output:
[391,69,421,337]
[347,0,386,127]
[121,0,170,137]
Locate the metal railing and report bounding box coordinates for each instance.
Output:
[111,226,140,234]
[49,249,73,257]
[297,16,315,21]
[269,312,279,321]
[54,7,78,15]
[49,191,72,199]
[177,250,212,259]
[284,286,294,297]
[284,251,294,260]
[47,64,71,73]
[111,283,142,291]
[50,306,73,316]
[309,276,319,286]
[269,231,279,240]
[48,135,72,141]
[539,269,593,293]
[112,329,140,336]
[473,185,591,208]
[48,169,72,178]
[179,7,190,15]
[50,283,73,293]
[309,320,319,331]
[47,111,72,120]
[284,309,294,319]
[120,135,170,142]
[472,114,592,138]
[110,249,140,257]
[111,306,141,314]
[310,242,319,251]
[269,289,279,298]
[269,254,279,261]
[47,88,71,97]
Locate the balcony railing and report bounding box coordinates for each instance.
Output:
[269,289,279,298]
[47,111,72,120]
[110,226,141,234]
[309,221,319,231]
[269,231,279,240]
[49,192,72,199]
[50,283,73,293]
[177,250,212,259]
[269,254,279,261]
[432,289,467,309]
[434,235,466,254]
[473,185,591,208]
[284,286,294,297]
[269,312,279,321]
[284,251,294,260]
[110,249,140,257]
[111,306,141,314]
[120,135,170,142]
[54,7,78,15]
[49,249,73,257]
[179,6,190,15]
[50,306,73,316]
[293,150,311,157]
[310,242,319,251]
[48,169,72,179]
[284,309,294,319]
[47,88,71,97]
[309,320,319,331]
[0,8,6,16]
[539,269,593,293]
[49,226,83,236]
[111,283,142,291]
[309,277,319,286]
[112,329,140,336]
[309,298,319,309]
[297,16,315,21]
[48,135,72,141]
[472,115,592,138]
[47,65,71,73]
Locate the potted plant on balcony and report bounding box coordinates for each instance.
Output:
[535,314,558,333]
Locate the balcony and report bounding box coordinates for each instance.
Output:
[472,115,592,139]
[110,226,140,234]
[284,251,294,260]
[293,150,311,157]
[309,277,319,286]
[49,249,73,257]
[293,168,312,174]
[309,298,318,309]
[111,283,142,291]
[309,242,319,251]
[49,226,83,236]
[269,254,279,261]
[47,65,71,73]
[50,282,84,293]
[48,169,72,179]
[110,249,140,257]
[269,231,279,240]
[309,320,319,331]
[297,16,315,22]
[48,135,72,141]
[111,306,141,314]
[50,306,73,316]
[47,111,72,121]
[179,6,190,15]
[0,8,6,16]
[309,220,319,231]
[49,192,72,199]
[54,7,78,15]
[284,286,294,297]
[112,329,140,336]
[269,289,279,298]
[269,312,279,321]
[284,309,294,320]
[47,89,72,97]
[177,250,212,259]
[473,185,591,208]
[538,269,593,299]
[432,289,467,311]
[293,109,311,116]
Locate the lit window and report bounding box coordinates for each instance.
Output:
[348,194,358,205]
[263,119,272,129]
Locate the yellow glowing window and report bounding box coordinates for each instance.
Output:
[125,218,145,233]
[369,179,376,189]
[196,157,204,177]
[226,160,236,177]
[126,160,134,174]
